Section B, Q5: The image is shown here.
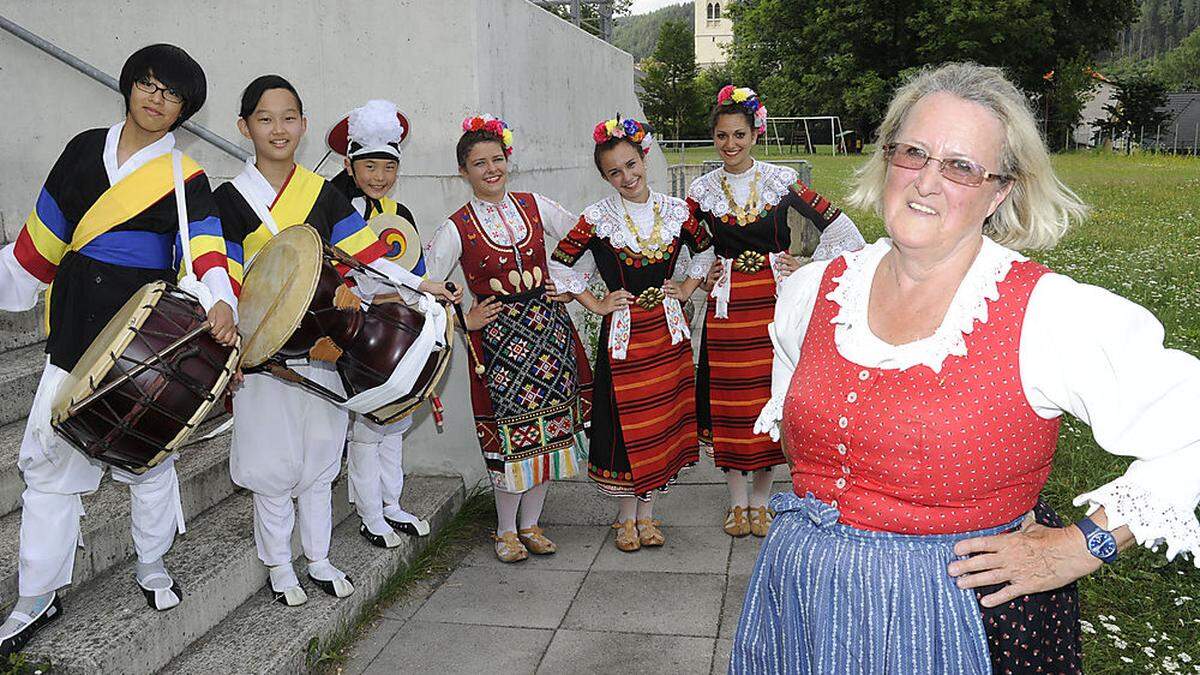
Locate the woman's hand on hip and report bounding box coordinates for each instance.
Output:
[948,514,1101,607]
[774,252,801,278]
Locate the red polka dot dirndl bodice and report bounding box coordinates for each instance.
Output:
[781,255,1061,534]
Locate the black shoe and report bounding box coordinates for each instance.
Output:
[385,515,431,537]
[137,571,183,611]
[359,524,402,549]
[0,593,62,657]
[307,573,354,598]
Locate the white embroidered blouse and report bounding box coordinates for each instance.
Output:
[756,237,1200,564]
[423,192,580,283]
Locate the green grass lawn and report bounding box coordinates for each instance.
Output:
[674,148,1200,673]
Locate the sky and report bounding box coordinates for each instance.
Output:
[627,0,690,15]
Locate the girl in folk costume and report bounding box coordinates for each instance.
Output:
[424,115,592,563]
[215,76,455,607]
[327,99,436,547]
[0,45,238,653]
[686,87,865,538]
[550,117,713,552]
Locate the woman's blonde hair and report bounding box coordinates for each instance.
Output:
[847,62,1087,250]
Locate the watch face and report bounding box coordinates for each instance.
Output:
[1086,530,1118,559]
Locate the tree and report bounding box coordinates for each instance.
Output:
[1092,73,1173,143]
[639,20,703,138]
[537,0,633,38]
[1040,58,1101,150]
[726,0,1138,139]
[1156,26,1200,88]
[612,3,693,62]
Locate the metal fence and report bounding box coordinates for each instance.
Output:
[1064,122,1200,155]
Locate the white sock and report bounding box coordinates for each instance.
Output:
[136,558,172,591]
[268,563,299,593]
[617,496,637,523]
[750,468,774,508]
[0,593,54,637]
[494,489,521,536]
[726,470,749,508]
[518,482,549,530]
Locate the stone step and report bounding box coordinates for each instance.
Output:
[0,300,44,355]
[0,420,28,519]
[25,475,463,675]
[0,421,236,611]
[0,342,47,428]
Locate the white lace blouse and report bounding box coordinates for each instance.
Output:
[756,237,1200,564]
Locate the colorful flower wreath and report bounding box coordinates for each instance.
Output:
[461,114,514,156]
[592,116,654,155]
[717,85,768,135]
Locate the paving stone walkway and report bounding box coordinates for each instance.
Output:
[339,460,791,674]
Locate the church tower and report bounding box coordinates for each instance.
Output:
[694,0,733,68]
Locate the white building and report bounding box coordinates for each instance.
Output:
[694,0,732,67]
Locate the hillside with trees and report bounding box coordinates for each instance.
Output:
[612,2,692,62]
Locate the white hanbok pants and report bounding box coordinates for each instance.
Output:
[18,361,184,596]
[346,415,412,531]
[231,364,348,567]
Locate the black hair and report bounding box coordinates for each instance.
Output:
[119,44,206,131]
[238,75,303,119]
[456,129,507,168]
[708,103,756,136]
[592,136,645,175]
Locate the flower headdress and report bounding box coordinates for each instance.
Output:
[461,114,514,156]
[717,85,768,135]
[592,115,654,156]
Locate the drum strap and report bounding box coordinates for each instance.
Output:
[231,169,281,239]
[341,296,448,414]
[171,152,215,310]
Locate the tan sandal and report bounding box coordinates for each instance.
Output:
[493,532,529,563]
[636,518,665,547]
[517,526,557,555]
[612,520,640,552]
[724,506,751,537]
[749,506,775,537]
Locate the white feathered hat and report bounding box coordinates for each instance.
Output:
[326,99,410,161]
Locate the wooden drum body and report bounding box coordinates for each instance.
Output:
[51,282,240,474]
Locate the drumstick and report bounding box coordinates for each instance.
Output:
[445,282,486,376]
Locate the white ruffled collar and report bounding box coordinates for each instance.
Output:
[582,191,689,253]
[687,159,797,218]
[828,237,1025,373]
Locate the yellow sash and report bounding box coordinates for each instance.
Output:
[242,166,325,263]
[44,153,201,334]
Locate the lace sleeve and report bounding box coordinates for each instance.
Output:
[811,213,867,261]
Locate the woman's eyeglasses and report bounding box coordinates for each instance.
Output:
[883,143,1010,187]
[134,78,183,105]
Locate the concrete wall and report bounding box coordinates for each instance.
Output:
[0,0,664,489]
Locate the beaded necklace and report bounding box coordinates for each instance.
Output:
[622,198,667,263]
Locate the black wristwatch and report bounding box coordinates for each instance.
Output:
[1074,516,1118,564]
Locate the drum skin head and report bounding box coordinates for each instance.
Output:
[52,281,165,421]
[238,225,324,368]
[369,212,423,271]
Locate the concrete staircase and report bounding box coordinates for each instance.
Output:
[0,304,466,673]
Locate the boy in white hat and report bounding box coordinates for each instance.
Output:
[328,99,433,548]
